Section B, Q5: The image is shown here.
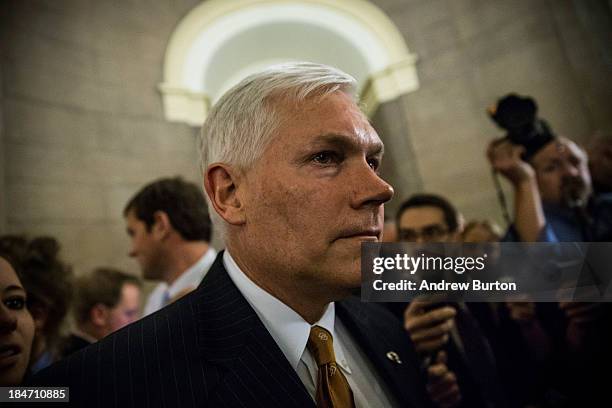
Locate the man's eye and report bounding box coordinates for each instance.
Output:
[312,151,341,165]
[4,296,26,310]
[543,163,558,172]
[398,230,417,241]
[367,157,380,170]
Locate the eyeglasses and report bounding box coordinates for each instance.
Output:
[397,225,449,242]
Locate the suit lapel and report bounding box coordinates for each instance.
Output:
[337,299,430,408]
[192,252,314,407]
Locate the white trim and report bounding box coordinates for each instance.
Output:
[361,56,420,116]
[159,0,419,125]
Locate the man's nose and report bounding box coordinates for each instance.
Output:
[350,163,394,209]
[0,306,18,334]
[414,235,427,244]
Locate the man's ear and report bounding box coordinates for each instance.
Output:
[151,211,172,239]
[204,163,246,225]
[90,304,108,327]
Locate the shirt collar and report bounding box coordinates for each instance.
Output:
[167,247,217,297]
[223,250,344,370]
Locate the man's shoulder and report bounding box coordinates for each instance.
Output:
[36,290,199,372]
[31,256,239,386]
[336,297,411,351]
[29,289,222,407]
[338,296,402,325]
[60,333,93,358]
[337,297,431,408]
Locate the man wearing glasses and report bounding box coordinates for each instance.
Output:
[396,194,460,244]
[391,194,506,408]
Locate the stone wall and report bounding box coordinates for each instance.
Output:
[0,0,202,275]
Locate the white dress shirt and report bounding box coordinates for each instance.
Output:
[223,251,398,408]
[144,248,217,316]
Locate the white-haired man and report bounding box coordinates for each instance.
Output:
[32,62,431,407]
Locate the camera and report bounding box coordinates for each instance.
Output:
[488,93,556,159]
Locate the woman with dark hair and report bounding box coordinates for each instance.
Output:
[0,252,35,385]
[0,236,73,374]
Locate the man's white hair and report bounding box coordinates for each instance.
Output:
[199,62,357,235]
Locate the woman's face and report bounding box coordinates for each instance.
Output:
[0,257,35,386]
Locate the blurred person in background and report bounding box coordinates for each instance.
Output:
[0,251,35,386]
[0,236,73,374]
[462,219,559,407]
[461,220,502,243]
[461,220,503,273]
[487,94,612,406]
[394,194,507,408]
[124,177,216,315]
[487,94,612,243]
[586,129,612,194]
[62,267,142,357]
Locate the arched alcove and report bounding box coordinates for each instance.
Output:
[159,0,419,125]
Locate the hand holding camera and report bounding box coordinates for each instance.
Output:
[487,138,536,187]
[486,93,553,186]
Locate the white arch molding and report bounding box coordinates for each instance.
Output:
[159,0,419,126]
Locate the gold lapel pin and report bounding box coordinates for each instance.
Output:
[386,351,402,364]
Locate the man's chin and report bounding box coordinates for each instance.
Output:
[560,181,591,208]
[560,193,589,209]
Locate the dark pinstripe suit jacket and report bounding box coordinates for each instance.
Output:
[32,252,431,407]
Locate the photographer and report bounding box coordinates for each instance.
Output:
[487,94,612,243]
[486,94,612,406]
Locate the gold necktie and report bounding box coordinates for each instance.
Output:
[307,326,356,408]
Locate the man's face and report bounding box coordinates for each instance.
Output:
[237,91,393,298]
[531,138,592,207]
[102,283,141,338]
[125,210,164,280]
[398,206,452,243]
[0,258,35,386]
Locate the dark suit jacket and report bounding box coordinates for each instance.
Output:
[32,252,431,407]
[59,333,93,359]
